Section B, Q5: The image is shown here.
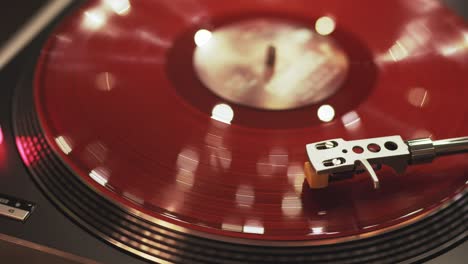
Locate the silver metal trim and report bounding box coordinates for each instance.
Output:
[407,137,436,164]
[433,136,468,156]
[0,203,29,221]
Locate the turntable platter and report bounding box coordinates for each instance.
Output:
[25,0,468,243]
[10,1,467,263]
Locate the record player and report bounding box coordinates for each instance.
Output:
[0,1,466,263]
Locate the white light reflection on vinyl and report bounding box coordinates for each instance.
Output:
[86,142,108,164]
[122,191,144,205]
[209,148,232,170]
[411,129,432,140]
[287,163,304,185]
[281,193,302,217]
[341,111,361,130]
[55,135,73,155]
[104,0,131,15]
[407,87,429,108]
[221,222,243,232]
[194,29,212,47]
[388,41,409,61]
[176,148,199,189]
[440,45,462,57]
[137,30,171,48]
[376,18,432,64]
[454,192,463,201]
[243,220,265,235]
[362,224,380,230]
[176,148,199,172]
[257,148,288,177]
[95,72,115,92]
[286,163,306,195]
[317,104,335,122]
[397,208,424,220]
[176,169,195,189]
[89,167,110,186]
[55,34,72,43]
[311,226,324,234]
[256,157,274,177]
[211,103,234,124]
[82,9,107,31]
[437,30,468,58]
[269,148,289,167]
[315,16,336,36]
[235,185,255,208]
[204,132,223,147]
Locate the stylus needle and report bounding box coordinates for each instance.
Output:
[358,159,380,189]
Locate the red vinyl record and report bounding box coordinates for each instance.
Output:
[28,0,467,245]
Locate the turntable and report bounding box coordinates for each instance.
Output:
[0,1,466,263]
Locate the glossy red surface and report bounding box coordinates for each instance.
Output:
[34,0,467,242]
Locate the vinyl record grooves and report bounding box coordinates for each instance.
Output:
[11,82,468,262]
[12,0,468,263]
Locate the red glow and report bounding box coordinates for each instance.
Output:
[15,136,43,167]
[0,145,5,169]
[0,126,3,144]
[0,126,4,168]
[16,137,30,166]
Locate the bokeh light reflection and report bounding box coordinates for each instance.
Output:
[317,104,335,122]
[194,29,212,47]
[315,16,336,36]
